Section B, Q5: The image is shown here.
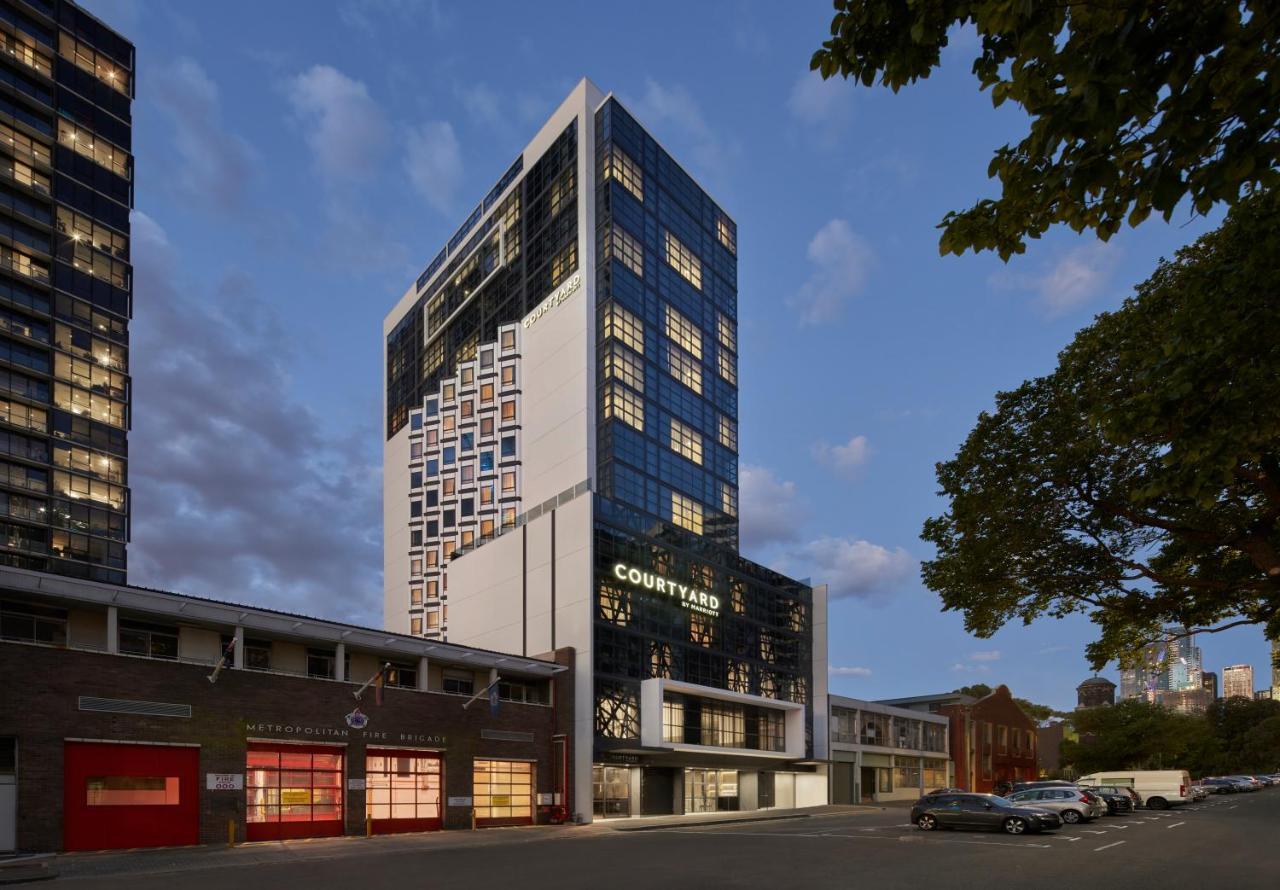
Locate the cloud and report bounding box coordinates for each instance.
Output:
[788,219,875,325]
[628,79,736,179]
[989,241,1123,317]
[339,0,447,35]
[788,72,854,131]
[404,120,464,215]
[126,212,382,625]
[787,536,917,600]
[950,662,992,674]
[456,83,504,129]
[830,666,873,677]
[285,65,389,183]
[969,650,1002,662]
[149,58,257,212]
[812,434,871,476]
[738,464,808,553]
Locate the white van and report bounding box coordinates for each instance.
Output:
[1077,770,1193,809]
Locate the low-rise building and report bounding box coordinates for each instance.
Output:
[878,685,1038,794]
[0,565,573,854]
[828,696,951,803]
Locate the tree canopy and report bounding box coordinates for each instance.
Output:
[921,190,1280,669]
[811,1,1280,258]
[951,683,1066,722]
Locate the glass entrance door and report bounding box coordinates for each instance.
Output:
[592,765,631,818]
[683,769,739,813]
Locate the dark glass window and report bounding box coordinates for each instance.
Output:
[410,471,422,489]
[426,489,439,508]
[460,432,474,451]
[442,669,473,695]
[118,621,177,660]
[460,499,474,518]
[480,451,494,472]
[410,413,423,430]
[501,436,516,457]
[443,447,456,466]
[427,459,439,476]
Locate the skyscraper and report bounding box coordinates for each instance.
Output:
[0,0,132,584]
[1201,670,1218,701]
[1116,628,1202,705]
[1222,664,1254,699]
[382,80,826,821]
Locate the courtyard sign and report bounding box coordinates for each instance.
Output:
[522,271,582,328]
[612,562,721,616]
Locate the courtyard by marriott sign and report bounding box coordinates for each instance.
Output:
[522,271,582,328]
[612,563,720,616]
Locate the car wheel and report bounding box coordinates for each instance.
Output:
[1003,817,1027,835]
[917,814,938,831]
[1061,809,1082,824]
[1148,797,1168,810]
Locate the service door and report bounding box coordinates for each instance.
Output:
[365,749,442,834]
[63,741,199,852]
[246,743,344,841]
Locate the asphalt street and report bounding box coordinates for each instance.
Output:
[47,790,1280,889]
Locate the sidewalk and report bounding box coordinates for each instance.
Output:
[602,803,883,831]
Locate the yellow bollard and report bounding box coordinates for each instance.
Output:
[470,807,476,831]
[227,819,236,846]
[366,815,373,837]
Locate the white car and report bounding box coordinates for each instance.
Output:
[1076,770,1193,810]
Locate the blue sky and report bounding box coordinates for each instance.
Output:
[85,0,1272,711]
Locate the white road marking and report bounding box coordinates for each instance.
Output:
[1167,822,1185,829]
[1081,830,1108,835]
[1110,825,1129,830]
[1095,841,1127,852]
[1227,806,1238,810]
[1048,835,1081,842]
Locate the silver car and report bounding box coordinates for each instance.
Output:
[1008,787,1106,823]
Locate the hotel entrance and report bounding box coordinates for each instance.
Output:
[683,768,739,813]
[245,743,344,841]
[592,765,631,818]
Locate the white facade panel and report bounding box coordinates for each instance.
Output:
[383,424,412,634]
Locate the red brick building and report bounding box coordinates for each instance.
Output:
[0,566,574,853]
[878,685,1038,793]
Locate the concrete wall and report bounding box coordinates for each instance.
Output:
[382,423,412,634]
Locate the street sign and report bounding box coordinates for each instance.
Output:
[206,773,243,791]
[447,796,473,807]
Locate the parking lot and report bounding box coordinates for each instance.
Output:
[38,790,1280,889]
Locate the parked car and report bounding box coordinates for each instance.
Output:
[1008,787,1105,823]
[1252,775,1277,787]
[1009,780,1077,795]
[1090,789,1135,814]
[1224,775,1263,791]
[1199,777,1241,794]
[1076,770,1193,809]
[911,793,1061,835]
[1084,783,1144,808]
[1187,784,1209,801]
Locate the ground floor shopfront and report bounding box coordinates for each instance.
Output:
[591,757,826,818]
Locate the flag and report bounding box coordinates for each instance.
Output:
[489,681,500,716]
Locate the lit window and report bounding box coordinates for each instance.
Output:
[501,365,516,386]
[666,344,702,394]
[480,383,494,403]
[410,587,422,605]
[501,400,516,422]
[461,367,474,386]
[604,342,644,392]
[425,549,438,567]
[603,145,643,202]
[57,120,130,181]
[550,167,575,217]
[3,30,51,78]
[664,305,702,359]
[410,616,422,635]
[603,383,644,431]
[671,491,703,535]
[605,225,643,278]
[460,400,473,419]
[442,415,455,434]
[718,349,736,386]
[690,613,715,647]
[473,760,533,821]
[721,483,737,517]
[598,582,630,626]
[502,506,516,528]
[551,243,577,285]
[716,213,737,254]
[500,329,516,351]
[502,471,516,494]
[443,383,455,402]
[604,303,644,353]
[718,415,737,451]
[426,609,440,629]
[59,32,129,94]
[717,313,736,353]
[670,418,703,465]
[664,231,701,289]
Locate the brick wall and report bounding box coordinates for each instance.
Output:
[0,642,574,852]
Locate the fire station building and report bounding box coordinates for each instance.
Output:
[0,565,573,853]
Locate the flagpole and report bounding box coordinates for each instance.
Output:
[462,676,501,710]
[354,662,392,700]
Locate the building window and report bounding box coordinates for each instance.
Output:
[922,722,946,753]
[460,401,474,420]
[366,752,440,822]
[669,418,703,465]
[666,344,702,394]
[501,435,517,457]
[0,599,67,646]
[59,32,129,94]
[501,400,516,422]
[716,214,737,254]
[861,712,889,746]
[832,708,856,744]
[720,483,737,517]
[603,342,644,392]
[442,669,473,694]
[481,416,495,438]
[86,776,179,807]
[664,231,702,289]
[480,383,494,403]
[501,329,516,351]
[650,641,674,678]
[410,587,422,605]
[690,612,715,647]
[307,649,336,679]
[502,506,516,528]
[550,166,575,217]
[480,484,494,506]
[595,684,639,739]
[894,766,921,792]
[603,145,643,202]
[118,621,178,660]
[603,383,644,431]
[385,661,418,689]
[603,302,644,354]
[662,698,683,742]
[727,661,750,694]
[605,225,644,278]
[501,364,516,386]
[730,580,746,614]
[58,120,130,181]
[473,760,533,821]
[598,582,630,626]
[717,312,736,352]
[663,305,702,359]
[501,471,516,494]
[718,349,736,386]
[551,243,577,285]
[671,491,703,535]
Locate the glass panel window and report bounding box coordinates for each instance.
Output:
[718,414,737,451]
[717,313,736,352]
[666,344,702,394]
[118,621,177,660]
[720,482,737,517]
[664,231,702,289]
[603,342,644,392]
[603,145,643,202]
[1,30,52,78]
[671,491,703,535]
[473,759,534,821]
[663,305,702,359]
[717,349,736,386]
[605,225,643,278]
[669,418,703,465]
[59,32,130,94]
[57,120,130,181]
[598,581,630,626]
[86,776,179,806]
[501,400,516,422]
[716,214,737,254]
[603,383,644,431]
[365,752,441,822]
[603,303,644,353]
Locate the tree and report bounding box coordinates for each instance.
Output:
[950,683,1066,722]
[1059,700,1211,773]
[811,1,1280,259]
[1204,696,1280,773]
[921,190,1280,669]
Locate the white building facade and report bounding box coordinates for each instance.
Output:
[829,695,952,804]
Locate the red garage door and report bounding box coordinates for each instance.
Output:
[63,742,200,852]
[246,743,344,841]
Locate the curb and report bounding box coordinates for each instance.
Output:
[610,813,812,832]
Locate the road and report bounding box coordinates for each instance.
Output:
[52,791,1279,889]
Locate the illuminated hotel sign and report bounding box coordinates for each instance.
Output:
[612,563,721,616]
[523,270,582,328]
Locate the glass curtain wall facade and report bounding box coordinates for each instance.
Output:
[593,99,739,550]
[0,0,131,583]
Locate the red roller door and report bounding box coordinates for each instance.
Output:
[63,741,200,852]
[245,743,344,841]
